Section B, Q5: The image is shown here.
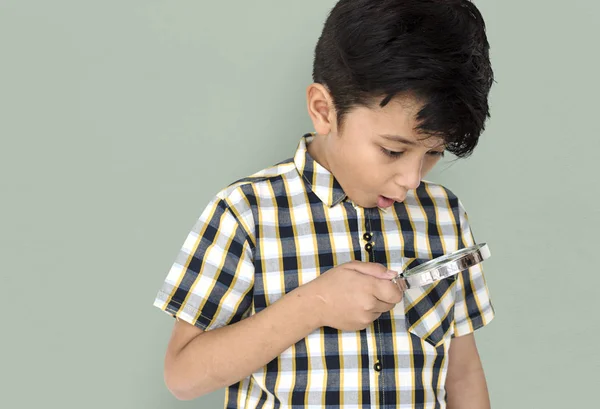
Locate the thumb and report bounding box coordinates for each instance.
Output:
[348,261,398,280]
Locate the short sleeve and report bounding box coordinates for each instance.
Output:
[153,196,255,331]
[452,200,495,337]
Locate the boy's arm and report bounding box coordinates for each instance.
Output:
[162,261,402,401]
[445,334,491,409]
[164,287,321,401]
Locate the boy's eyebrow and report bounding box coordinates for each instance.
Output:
[379,134,417,145]
[380,134,446,149]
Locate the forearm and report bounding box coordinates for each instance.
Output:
[166,286,322,400]
[446,366,490,409]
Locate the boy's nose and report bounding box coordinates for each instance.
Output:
[395,164,423,191]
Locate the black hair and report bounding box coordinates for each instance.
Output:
[312,0,494,157]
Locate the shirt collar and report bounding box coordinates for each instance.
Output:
[293,133,392,213]
[294,133,347,207]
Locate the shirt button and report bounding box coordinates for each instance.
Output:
[363,232,372,241]
[374,361,382,372]
[365,243,373,252]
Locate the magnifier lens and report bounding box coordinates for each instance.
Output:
[396,243,490,288]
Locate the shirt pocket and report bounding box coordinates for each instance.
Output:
[402,257,458,348]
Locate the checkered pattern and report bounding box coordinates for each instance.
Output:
[153,133,495,408]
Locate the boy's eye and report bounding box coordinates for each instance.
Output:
[380,147,445,158]
[381,147,404,158]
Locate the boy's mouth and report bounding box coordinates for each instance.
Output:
[377,195,396,208]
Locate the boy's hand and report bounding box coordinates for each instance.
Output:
[300,261,406,331]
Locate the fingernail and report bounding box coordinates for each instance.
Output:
[386,269,398,276]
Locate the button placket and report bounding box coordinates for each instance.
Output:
[364,208,387,407]
[355,205,384,392]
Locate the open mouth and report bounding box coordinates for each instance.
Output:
[377,195,396,208]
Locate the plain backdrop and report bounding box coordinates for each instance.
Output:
[1,1,599,408]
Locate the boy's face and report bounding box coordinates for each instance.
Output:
[307,85,446,209]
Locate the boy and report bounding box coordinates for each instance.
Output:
[153,1,495,408]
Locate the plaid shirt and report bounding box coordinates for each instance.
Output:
[153,133,495,409]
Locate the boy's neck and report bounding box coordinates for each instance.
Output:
[306,134,332,173]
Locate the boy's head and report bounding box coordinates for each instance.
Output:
[306,0,493,209]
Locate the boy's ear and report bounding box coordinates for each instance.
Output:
[306,83,336,136]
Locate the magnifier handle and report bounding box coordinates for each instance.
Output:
[391,275,409,290]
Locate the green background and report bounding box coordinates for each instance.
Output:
[2,1,598,408]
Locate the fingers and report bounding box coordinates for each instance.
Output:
[372,300,397,313]
[374,279,405,304]
[346,261,406,304]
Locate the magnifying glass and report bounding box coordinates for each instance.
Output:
[392,243,491,289]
